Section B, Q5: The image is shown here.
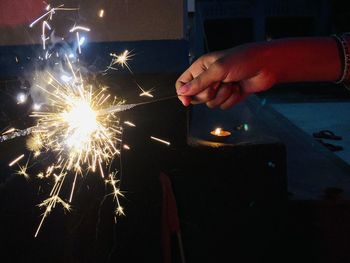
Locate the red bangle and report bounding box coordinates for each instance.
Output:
[333,33,350,84]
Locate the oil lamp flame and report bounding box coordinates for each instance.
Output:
[210,127,231,141]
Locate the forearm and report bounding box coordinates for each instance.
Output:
[266,37,342,84]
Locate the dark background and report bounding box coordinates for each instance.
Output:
[1,1,350,263]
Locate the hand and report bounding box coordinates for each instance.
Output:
[175,42,278,109]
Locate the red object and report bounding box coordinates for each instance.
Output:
[159,172,181,263]
[0,0,44,27]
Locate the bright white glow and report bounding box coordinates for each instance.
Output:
[150,136,171,146]
[214,127,222,135]
[68,53,75,58]
[78,36,86,46]
[9,154,25,167]
[62,100,98,150]
[17,93,27,104]
[99,9,105,18]
[33,103,42,111]
[69,25,91,32]
[61,75,72,82]
[124,121,136,127]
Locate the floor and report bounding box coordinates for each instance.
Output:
[271,101,350,164]
[257,83,350,165]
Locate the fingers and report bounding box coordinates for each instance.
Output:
[220,90,251,110]
[206,84,233,108]
[190,83,220,104]
[178,86,217,106]
[178,95,191,107]
[175,69,194,90]
[177,61,227,97]
[175,54,219,90]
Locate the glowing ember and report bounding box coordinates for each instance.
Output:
[150,136,171,146]
[99,9,105,18]
[136,82,154,98]
[108,50,134,73]
[9,154,25,167]
[124,121,136,127]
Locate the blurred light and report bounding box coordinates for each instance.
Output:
[17,93,27,104]
[78,36,86,46]
[61,75,72,82]
[68,53,75,58]
[33,103,42,111]
[99,9,105,18]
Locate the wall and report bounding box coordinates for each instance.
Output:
[0,0,185,46]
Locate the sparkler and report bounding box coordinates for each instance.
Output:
[0,95,178,143]
[29,64,126,236]
[1,3,176,237]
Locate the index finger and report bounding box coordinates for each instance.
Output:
[175,69,194,90]
[175,54,219,90]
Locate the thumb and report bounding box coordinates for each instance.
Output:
[177,62,227,96]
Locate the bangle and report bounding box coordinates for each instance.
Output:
[332,34,350,84]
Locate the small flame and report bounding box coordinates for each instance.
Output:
[214,127,222,136]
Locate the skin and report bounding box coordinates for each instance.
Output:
[175,37,343,109]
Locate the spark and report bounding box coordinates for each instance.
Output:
[26,133,43,152]
[124,121,136,127]
[136,83,154,98]
[42,21,51,50]
[116,206,125,216]
[105,172,125,216]
[9,154,25,167]
[150,136,171,146]
[29,4,79,28]
[35,195,71,237]
[108,50,134,73]
[123,144,130,150]
[69,25,91,32]
[76,32,82,54]
[98,9,105,18]
[15,160,30,179]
